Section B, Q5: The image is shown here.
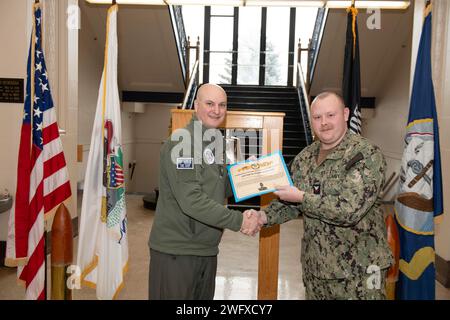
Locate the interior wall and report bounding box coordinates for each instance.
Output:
[121,111,136,192]
[0,0,29,241]
[131,104,174,194]
[78,2,103,184]
[52,0,79,222]
[431,0,450,261]
[78,3,135,191]
[362,40,412,200]
[0,0,79,237]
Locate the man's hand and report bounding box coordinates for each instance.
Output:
[241,209,264,236]
[258,210,267,226]
[274,185,305,203]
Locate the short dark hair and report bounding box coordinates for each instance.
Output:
[311,91,345,109]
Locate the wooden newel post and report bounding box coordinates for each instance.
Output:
[196,37,200,61]
[258,222,280,299]
[258,112,284,300]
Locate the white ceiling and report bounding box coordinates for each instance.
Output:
[80,1,185,93]
[310,6,413,98]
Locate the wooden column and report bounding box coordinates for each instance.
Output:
[258,115,284,300]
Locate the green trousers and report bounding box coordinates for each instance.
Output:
[149,249,217,300]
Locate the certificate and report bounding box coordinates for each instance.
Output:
[227,151,293,202]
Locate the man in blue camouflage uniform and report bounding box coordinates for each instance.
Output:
[261,92,393,299]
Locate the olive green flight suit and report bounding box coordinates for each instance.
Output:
[148,115,243,300]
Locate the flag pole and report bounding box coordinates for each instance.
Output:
[34,0,47,300]
[32,0,48,300]
[32,0,48,301]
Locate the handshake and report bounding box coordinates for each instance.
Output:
[240,209,267,236]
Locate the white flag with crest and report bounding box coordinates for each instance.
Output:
[77,4,128,300]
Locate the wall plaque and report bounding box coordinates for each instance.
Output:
[0,78,24,103]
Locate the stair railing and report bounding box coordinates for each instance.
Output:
[308,7,328,87]
[181,59,199,110]
[169,5,188,85]
[185,36,200,87]
[296,62,313,145]
[297,39,311,92]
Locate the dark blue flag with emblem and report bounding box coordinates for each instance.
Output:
[394,3,443,300]
[342,4,362,134]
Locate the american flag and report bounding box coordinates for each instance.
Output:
[5,3,72,300]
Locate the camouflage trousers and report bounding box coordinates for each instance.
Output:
[303,269,388,300]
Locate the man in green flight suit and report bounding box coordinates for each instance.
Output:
[148,83,263,300]
[260,91,393,299]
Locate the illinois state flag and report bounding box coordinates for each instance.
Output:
[394,4,443,300]
[5,3,72,300]
[77,4,128,300]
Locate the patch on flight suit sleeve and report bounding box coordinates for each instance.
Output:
[176,157,193,169]
[176,157,198,182]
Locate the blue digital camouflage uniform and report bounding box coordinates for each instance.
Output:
[264,131,393,299]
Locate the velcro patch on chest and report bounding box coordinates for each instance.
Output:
[312,181,321,195]
[345,152,364,171]
[177,157,194,169]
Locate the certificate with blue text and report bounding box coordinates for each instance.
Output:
[227,151,293,202]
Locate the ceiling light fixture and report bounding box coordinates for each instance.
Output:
[245,1,325,7]
[86,0,410,10]
[324,1,410,9]
[86,0,166,4]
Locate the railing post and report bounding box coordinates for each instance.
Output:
[297,38,311,94]
[306,38,312,93]
[195,36,200,63]
[195,37,200,84]
[186,36,191,87]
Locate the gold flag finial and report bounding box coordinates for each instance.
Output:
[347,3,358,57]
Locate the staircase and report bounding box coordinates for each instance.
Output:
[222,84,310,166]
[221,84,312,212]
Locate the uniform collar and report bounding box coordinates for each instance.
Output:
[186,114,199,132]
[316,130,354,160]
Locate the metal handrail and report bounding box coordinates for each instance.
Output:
[169,5,188,85]
[297,63,311,123]
[296,62,313,145]
[308,7,328,86]
[181,59,199,110]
